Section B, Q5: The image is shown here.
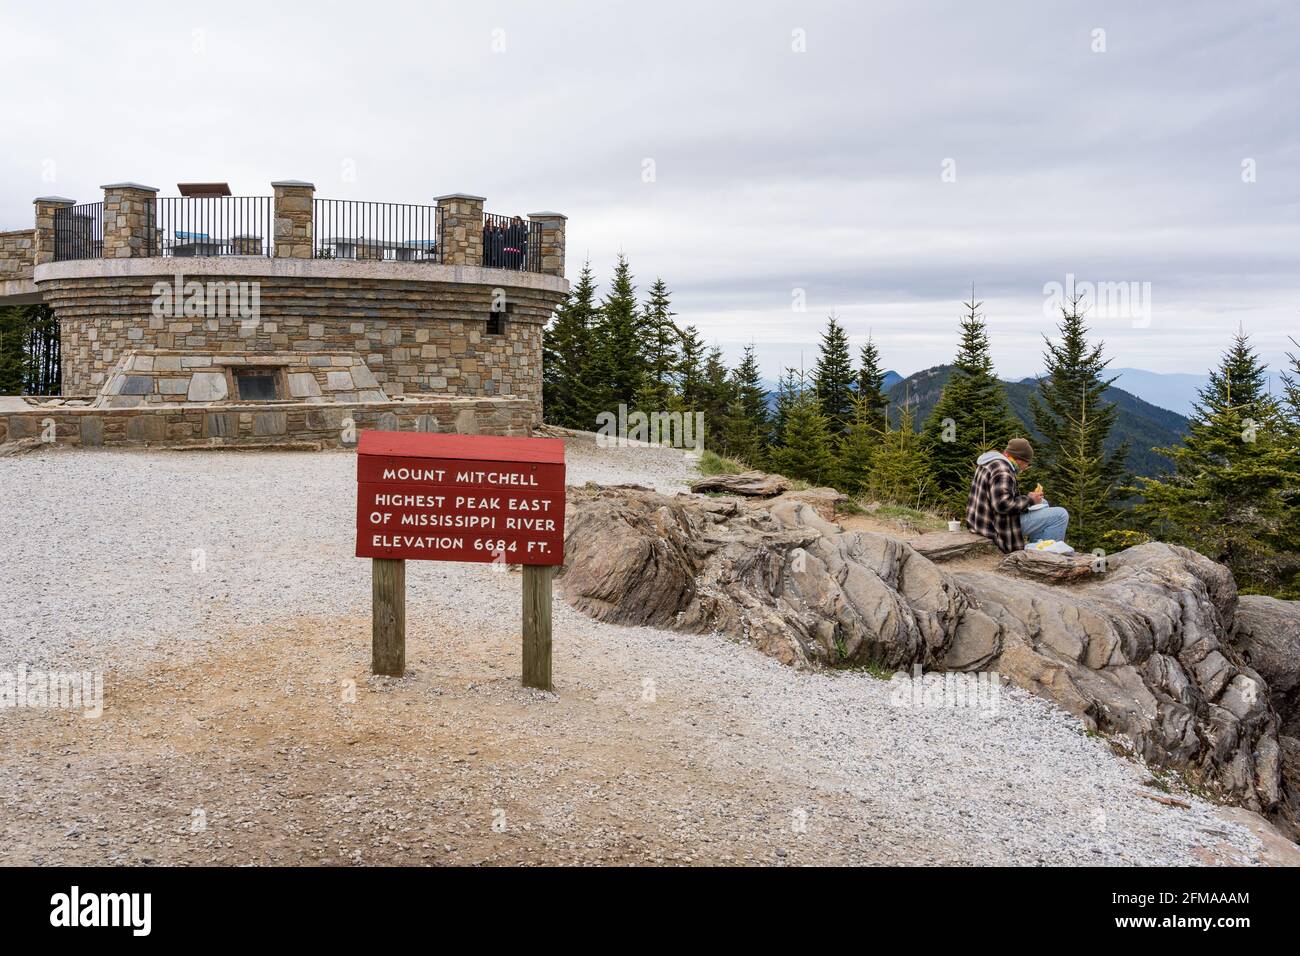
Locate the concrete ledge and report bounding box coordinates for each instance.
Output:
[0,278,40,304]
[34,256,569,293]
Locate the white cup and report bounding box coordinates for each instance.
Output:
[948,520,961,532]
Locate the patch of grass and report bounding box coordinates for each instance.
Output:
[869,503,948,533]
[696,449,747,476]
[832,659,898,681]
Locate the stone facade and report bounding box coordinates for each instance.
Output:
[2,177,568,446]
[0,395,535,449]
[101,184,158,259]
[40,264,562,403]
[95,350,387,408]
[272,180,314,258]
[0,229,34,280]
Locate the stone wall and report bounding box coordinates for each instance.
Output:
[0,230,35,280]
[96,350,386,407]
[0,395,535,449]
[38,266,563,399]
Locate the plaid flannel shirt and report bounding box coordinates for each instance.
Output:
[965,454,1031,553]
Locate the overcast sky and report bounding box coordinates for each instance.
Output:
[3,0,1296,379]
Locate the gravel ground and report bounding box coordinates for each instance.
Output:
[0,437,1277,865]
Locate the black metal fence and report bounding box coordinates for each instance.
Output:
[482,212,541,272]
[53,203,103,261]
[313,199,442,261]
[152,196,274,257]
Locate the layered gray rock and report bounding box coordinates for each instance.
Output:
[1231,595,1300,738]
[560,485,1296,831]
[689,471,791,497]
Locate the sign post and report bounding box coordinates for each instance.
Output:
[371,557,405,676]
[355,432,566,688]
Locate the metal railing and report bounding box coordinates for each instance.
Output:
[482,212,541,272]
[313,199,442,262]
[53,203,104,261]
[152,196,274,257]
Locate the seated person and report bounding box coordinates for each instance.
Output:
[965,438,1069,552]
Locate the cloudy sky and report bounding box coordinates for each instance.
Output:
[3,0,1296,379]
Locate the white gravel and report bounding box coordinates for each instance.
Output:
[0,437,1268,865]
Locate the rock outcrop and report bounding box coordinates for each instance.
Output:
[1231,595,1300,738]
[689,471,791,497]
[560,484,1300,832]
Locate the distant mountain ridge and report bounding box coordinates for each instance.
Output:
[886,365,1188,478]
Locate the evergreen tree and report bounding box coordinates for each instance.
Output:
[922,291,1022,511]
[855,336,890,431]
[1134,330,1294,594]
[676,325,708,414]
[1028,295,1128,550]
[769,375,835,485]
[813,316,855,435]
[700,345,735,452]
[1279,338,1300,597]
[770,368,800,447]
[869,398,934,509]
[541,260,598,428]
[586,254,645,416]
[0,307,26,396]
[635,277,680,411]
[720,345,769,465]
[835,394,880,495]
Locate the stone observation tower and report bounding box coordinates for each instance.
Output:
[0,179,567,448]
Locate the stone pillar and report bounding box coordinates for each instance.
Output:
[434,193,486,266]
[101,183,159,258]
[272,180,315,258]
[528,211,567,277]
[33,196,75,265]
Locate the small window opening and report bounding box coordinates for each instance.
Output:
[235,370,280,401]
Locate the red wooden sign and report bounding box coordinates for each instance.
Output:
[355,432,566,565]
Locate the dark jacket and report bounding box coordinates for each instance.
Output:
[965,451,1031,553]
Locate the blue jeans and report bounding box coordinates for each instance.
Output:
[1020,505,1070,544]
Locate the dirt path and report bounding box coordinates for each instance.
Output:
[2,612,909,866]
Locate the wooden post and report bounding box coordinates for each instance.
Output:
[521,564,553,690]
[372,557,406,676]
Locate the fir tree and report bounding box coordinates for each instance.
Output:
[721,345,769,465]
[586,255,645,416]
[769,375,835,485]
[1028,295,1128,550]
[1279,338,1300,597]
[835,394,880,495]
[0,307,26,396]
[541,260,598,428]
[770,368,800,447]
[635,277,679,411]
[855,336,890,431]
[814,316,855,435]
[922,291,1022,511]
[869,398,934,509]
[1134,330,1294,594]
[677,325,708,414]
[700,345,735,452]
